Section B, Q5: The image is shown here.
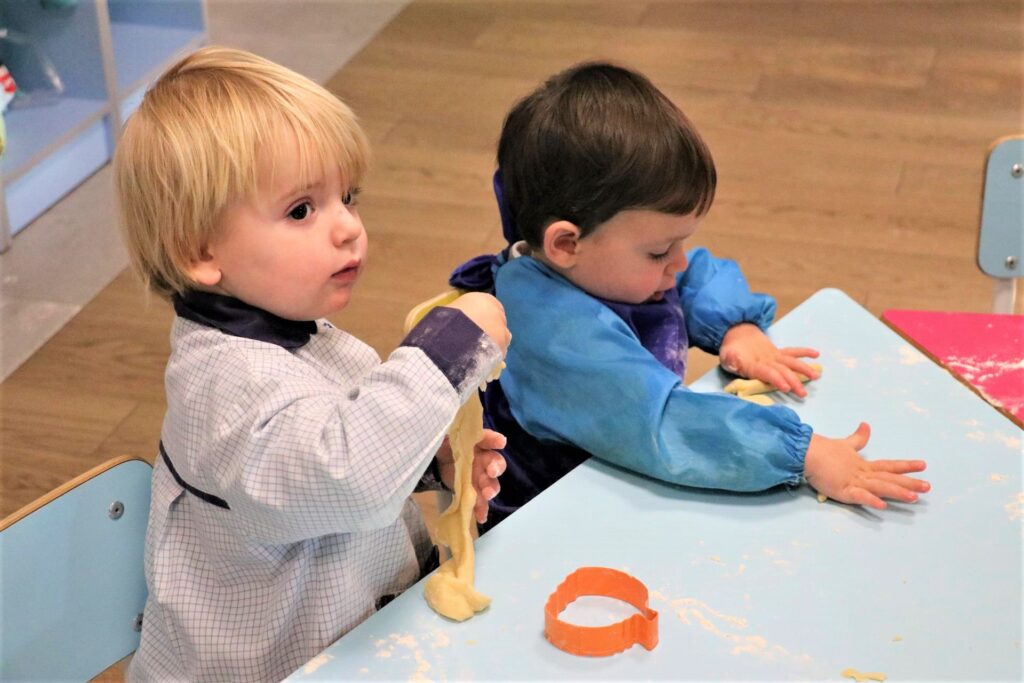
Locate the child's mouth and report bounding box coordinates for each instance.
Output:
[332,261,360,283]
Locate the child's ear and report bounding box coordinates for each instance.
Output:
[542,220,581,269]
[185,246,223,287]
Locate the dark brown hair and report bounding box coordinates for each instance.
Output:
[497,61,716,247]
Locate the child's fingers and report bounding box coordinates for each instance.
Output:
[760,366,793,393]
[474,449,505,479]
[780,355,821,381]
[475,468,500,500]
[870,459,927,475]
[476,429,507,451]
[870,470,931,493]
[780,346,820,360]
[469,447,503,525]
[474,496,489,524]
[473,470,501,524]
[776,363,808,396]
[488,459,505,478]
[472,473,499,524]
[864,477,921,503]
[845,486,887,510]
[473,448,502,496]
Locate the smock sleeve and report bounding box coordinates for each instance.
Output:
[174,308,502,544]
[498,259,810,493]
[679,247,777,353]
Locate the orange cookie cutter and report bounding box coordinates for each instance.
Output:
[544,567,659,657]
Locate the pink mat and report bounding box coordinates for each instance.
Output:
[882,309,1024,425]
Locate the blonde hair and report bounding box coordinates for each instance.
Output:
[114,46,370,299]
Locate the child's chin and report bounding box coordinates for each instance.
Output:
[299,298,351,320]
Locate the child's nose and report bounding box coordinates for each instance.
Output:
[669,250,688,274]
[331,208,362,247]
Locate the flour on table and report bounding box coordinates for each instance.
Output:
[898,345,926,365]
[302,654,333,674]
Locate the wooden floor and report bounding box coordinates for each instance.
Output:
[2,0,1021,520]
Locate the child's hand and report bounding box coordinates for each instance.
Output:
[719,323,820,397]
[804,423,930,510]
[445,292,511,354]
[470,429,507,524]
[436,429,507,524]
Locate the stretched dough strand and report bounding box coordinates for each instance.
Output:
[423,392,492,621]
[405,294,503,621]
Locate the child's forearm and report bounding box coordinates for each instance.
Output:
[678,248,776,352]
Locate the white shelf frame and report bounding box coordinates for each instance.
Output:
[0,0,207,253]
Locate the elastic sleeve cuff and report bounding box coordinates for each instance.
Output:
[401,307,502,401]
[692,294,778,353]
[740,297,777,338]
[780,418,813,485]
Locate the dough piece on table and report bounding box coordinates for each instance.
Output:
[723,362,824,405]
[723,377,774,398]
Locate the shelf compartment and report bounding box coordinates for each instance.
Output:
[109,22,203,96]
[117,31,205,123]
[6,116,110,236]
[2,96,107,182]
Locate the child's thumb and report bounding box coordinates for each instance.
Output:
[845,422,871,450]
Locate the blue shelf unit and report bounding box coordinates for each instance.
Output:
[109,0,205,121]
[1,0,111,239]
[0,0,205,245]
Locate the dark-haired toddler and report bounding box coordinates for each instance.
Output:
[451,62,929,530]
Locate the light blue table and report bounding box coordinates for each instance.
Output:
[289,289,1023,682]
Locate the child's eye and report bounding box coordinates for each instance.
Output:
[288,202,313,220]
[343,187,361,206]
[649,251,670,262]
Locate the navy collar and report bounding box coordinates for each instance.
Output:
[172,290,318,350]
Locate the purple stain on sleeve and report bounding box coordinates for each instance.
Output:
[597,287,689,378]
[402,307,494,393]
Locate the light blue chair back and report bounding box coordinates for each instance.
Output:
[978,135,1024,313]
[0,456,152,681]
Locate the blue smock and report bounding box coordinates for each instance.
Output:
[481,247,812,529]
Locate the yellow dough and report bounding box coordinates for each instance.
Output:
[738,393,774,406]
[723,363,823,405]
[423,391,492,621]
[840,668,887,681]
[406,293,504,621]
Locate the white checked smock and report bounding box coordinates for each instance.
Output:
[129,291,502,682]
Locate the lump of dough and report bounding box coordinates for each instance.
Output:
[723,363,823,400]
[424,561,491,622]
[738,393,774,406]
